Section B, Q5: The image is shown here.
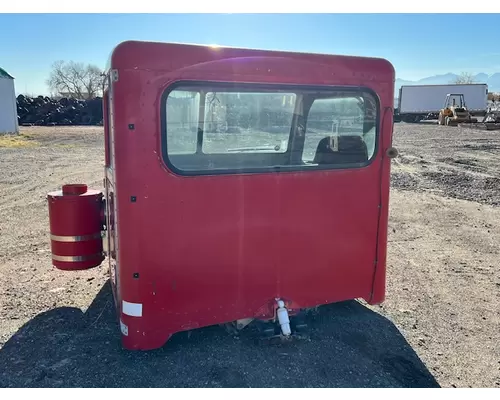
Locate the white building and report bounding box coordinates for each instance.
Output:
[0,67,19,134]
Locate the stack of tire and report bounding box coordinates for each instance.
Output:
[16,95,103,126]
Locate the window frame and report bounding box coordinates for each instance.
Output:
[160,80,381,177]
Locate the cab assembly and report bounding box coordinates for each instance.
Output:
[47,40,397,351]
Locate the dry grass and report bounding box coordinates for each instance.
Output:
[0,133,39,148]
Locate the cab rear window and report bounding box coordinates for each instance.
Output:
[161,82,379,175]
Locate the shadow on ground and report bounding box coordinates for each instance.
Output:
[0,281,440,388]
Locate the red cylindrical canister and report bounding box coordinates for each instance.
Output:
[47,184,105,271]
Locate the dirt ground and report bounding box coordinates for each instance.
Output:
[0,124,499,388]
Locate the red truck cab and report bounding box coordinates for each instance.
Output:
[48,40,396,351]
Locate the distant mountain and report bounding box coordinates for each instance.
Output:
[395,73,500,93]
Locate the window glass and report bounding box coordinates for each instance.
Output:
[201,92,295,154]
[164,84,378,174]
[304,97,376,163]
[165,90,200,154]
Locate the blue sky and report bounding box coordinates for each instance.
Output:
[1,13,499,95]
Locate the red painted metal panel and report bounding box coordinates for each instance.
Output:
[103,41,394,350]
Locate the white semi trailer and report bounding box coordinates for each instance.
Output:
[395,83,488,123]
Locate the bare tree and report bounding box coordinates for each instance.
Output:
[46,60,104,99]
[452,72,476,84]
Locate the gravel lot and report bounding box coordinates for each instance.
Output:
[0,124,499,388]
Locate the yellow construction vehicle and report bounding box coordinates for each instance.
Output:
[438,93,477,126]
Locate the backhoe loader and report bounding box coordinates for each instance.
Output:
[438,93,477,126]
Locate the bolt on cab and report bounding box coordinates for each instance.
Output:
[47,40,396,350]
